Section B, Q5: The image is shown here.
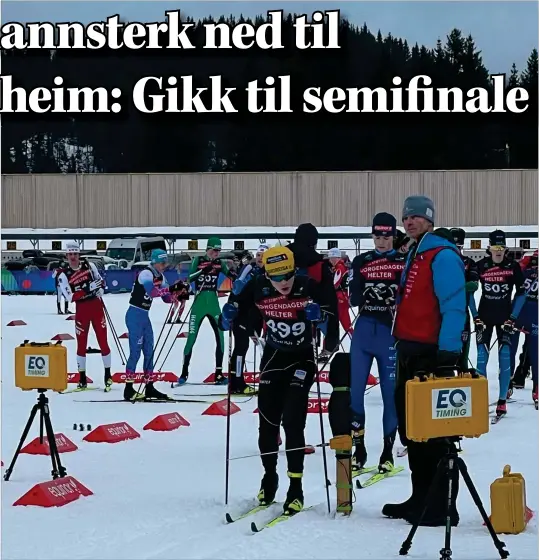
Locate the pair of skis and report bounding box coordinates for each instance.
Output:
[225,501,311,532]
[353,462,405,489]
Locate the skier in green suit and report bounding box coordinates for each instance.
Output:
[179,237,234,385]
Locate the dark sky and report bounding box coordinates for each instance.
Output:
[3,1,538,73]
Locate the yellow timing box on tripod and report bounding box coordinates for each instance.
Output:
[15,341,68,393]
[406,374,489,441]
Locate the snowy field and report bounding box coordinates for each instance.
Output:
[1,291,538,560]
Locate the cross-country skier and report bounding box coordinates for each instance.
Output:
[287,223,338,360]
[449,228,479,373]
[348,212,406,474]
[179,237,235,385]
[509,250,538,408]
[223,244,269,394]
[327,247,353,337]
[470,229,526,418]
[220,246,339,516]
[53,260,70,314]
[383,195,466,527]
[123,249,190,401]
[512,250,537,388]
[56,242,112,391]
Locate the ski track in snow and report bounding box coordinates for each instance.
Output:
[1,292,537,560]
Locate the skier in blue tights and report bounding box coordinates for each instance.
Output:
[349,212,406,473]
[470,230,526,419]
[510,250,538,408]
[124,249,189,401]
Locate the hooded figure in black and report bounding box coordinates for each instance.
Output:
[287,223,339,355]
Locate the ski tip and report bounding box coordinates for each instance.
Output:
[225,513,234,524]
[250,521,260,533]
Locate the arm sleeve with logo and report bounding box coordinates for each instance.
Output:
[510,262,527,319]
[57,272,75,302]
[432,249,467,353]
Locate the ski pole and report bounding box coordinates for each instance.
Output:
[225,323,234,506]
[230,442,330,462]
[102,301,127,364]
[312,323,331,515]
[153,299,188,371]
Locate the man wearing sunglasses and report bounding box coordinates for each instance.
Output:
[469,229,526,418]
[220,246,338,517]
[449,228,479,373]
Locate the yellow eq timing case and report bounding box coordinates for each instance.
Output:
[15,341,68,393]
[406,374,489,441]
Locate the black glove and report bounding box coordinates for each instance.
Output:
[435,350,460,378]
[500,317,517,346]
[170,281,190,300]
[202,263,214,274]
[473,317,485,344]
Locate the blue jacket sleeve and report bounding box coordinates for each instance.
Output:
[349,256,365,308]
[432,249,467,353]
[511,294,526,320]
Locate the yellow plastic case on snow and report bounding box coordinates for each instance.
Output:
[15,341,68,393]
[406,373,489,441]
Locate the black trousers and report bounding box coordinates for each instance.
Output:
[395,345,459,515]
[230,312,263,389]
[257,345,316,476]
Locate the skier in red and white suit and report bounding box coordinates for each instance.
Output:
[328,247,354,335]
[57,242,112,390]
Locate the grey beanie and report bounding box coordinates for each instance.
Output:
[402,195,435,223]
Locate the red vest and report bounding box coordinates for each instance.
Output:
[393,246,445,345]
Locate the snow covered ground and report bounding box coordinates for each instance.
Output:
[1,292,538,560]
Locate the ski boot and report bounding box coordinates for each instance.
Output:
[104,367,113,393]
[124,381,144,401]
[507,379,514,399]
[214,367,228,385]
[283,473,304,516]
[378,433,395,473]
[532,385,538,410]
[351,425,367,474]
[144,382,172,400]
[76,370,88,391]
[175,363,189,386]
[257,471,279,506]
[57,302,64,315]
[495,399,507,419]
[64,302,70,314]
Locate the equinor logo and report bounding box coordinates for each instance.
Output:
[432,387,472,419]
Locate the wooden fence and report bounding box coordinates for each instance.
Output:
[2,169,537,228]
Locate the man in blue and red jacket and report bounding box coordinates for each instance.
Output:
[382,195,466,528]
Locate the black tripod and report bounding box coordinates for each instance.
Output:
[4,389,67,482]
[400,440,509,560]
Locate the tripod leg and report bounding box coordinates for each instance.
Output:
[457,458,509,559]
[440,457,456,560]
[42,403,67,479]
[3,404,40,481]
[400,456,446,555]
